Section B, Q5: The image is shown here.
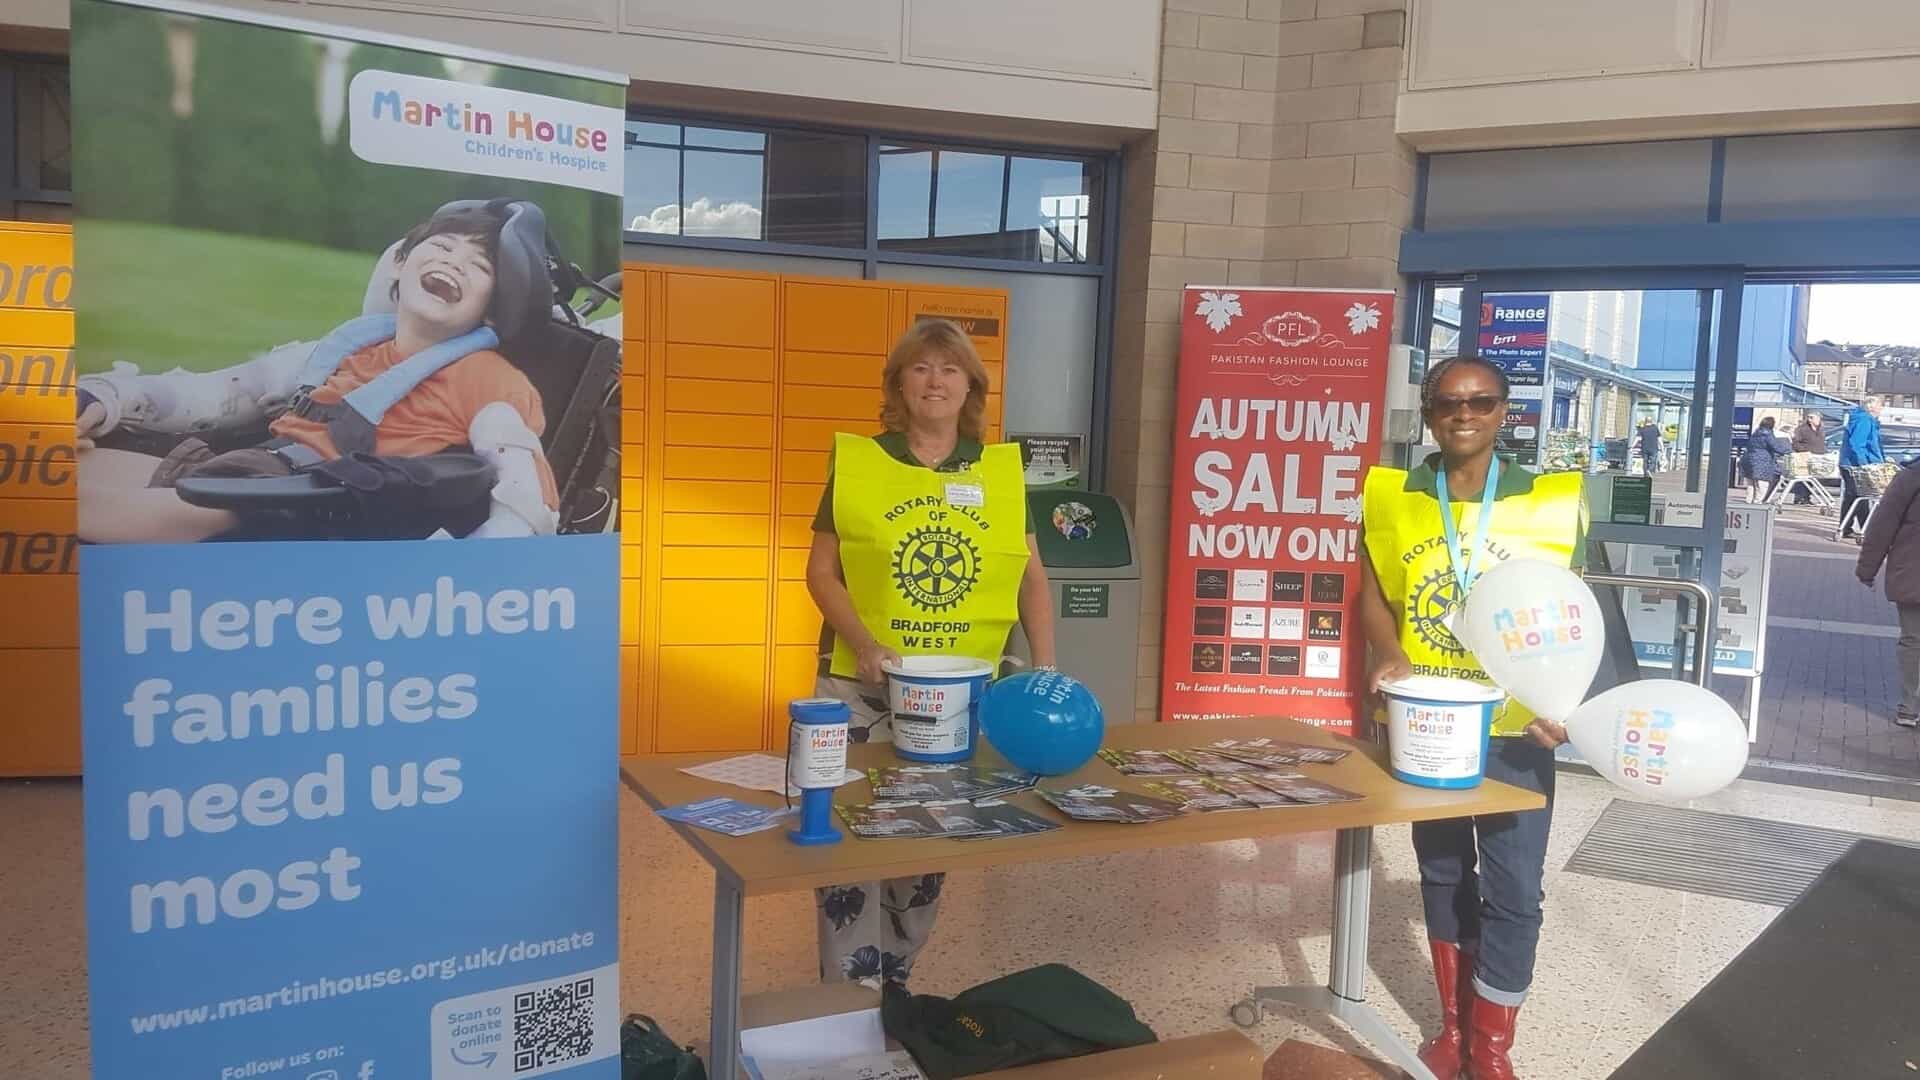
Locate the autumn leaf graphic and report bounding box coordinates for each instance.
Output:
[1195,291,1244,333]
[1344,302,1381,336]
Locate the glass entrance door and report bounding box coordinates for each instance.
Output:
[1415,269,1751,726]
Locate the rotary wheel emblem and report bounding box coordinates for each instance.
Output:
[1409,565,1466,657]
[893,527,981,612]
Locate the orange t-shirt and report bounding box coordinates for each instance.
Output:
[269,340,558,509]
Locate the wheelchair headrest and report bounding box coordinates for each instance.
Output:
[360,198,555,342]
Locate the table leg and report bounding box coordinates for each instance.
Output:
[1236,826,1438,1080]
[710,875,744,1080]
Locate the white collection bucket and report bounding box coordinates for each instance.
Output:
[1379,675,1506,789]
[881,656,995,762]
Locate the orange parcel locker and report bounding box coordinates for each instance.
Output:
[0,221,79,776]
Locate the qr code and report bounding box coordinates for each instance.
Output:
[512,977,594,1073]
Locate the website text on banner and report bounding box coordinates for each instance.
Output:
[1161,287,1394,734]
[73,1,626,1076]
[1478,294,1549,466]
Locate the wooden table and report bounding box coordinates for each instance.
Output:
[622,717,1544,1080]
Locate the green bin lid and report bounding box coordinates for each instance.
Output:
[1028,491,1132,569]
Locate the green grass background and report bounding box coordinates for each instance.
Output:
[74,220,620,375]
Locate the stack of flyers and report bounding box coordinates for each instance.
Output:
[1250,775,1363,804]
[835,802,945,839]
[836,801,995,839]
[1205,738,1351,766]
[1036,784,1187,823]
[657,797,795,837]
[1200,774,1295,808]
[1167,749,1267,775]
[954,799,1064,840]
[1143,777,1250,812]
[1097,748,1193,776]
[867,764,1038,801]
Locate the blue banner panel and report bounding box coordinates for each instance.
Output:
[82,535,620,1079]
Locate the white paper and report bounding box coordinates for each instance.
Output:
[739,1009,889,1069]
[680,754,862,797]
[757,1050,926,1080]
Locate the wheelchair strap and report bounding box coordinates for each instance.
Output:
[290,314,501,455]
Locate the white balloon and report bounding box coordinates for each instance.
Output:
[1564,680,1750,802]
[1454,558,1605,722]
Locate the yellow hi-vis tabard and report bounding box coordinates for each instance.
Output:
[830,433,1029,678]
[1362,463,1584,736]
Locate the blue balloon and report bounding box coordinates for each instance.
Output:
[979,670,1105,776]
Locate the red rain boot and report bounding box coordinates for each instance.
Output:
[1466,995,1521,1080]
[1416,940,1472,1080]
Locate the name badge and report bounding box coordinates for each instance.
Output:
[944,482,985,508]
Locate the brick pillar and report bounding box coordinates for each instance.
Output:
[1109,0,1415,723]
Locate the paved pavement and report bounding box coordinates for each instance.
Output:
[1731,502,1920,780]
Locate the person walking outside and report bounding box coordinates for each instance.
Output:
[1791,411,1825,505]
[1841,397,1886,540]
[1857,459,1920,728]
[806,318,1057,986]
[1359,355,1587,1079]
[1636,417,1663,474]
[1740,416,1792,504]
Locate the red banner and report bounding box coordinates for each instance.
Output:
[1159,287,1395,734]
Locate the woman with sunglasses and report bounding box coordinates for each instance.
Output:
[1356,355,1588,1080]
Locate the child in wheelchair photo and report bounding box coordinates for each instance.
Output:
[74,197,621,544]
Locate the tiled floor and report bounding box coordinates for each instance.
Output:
[6,771,1919,1079]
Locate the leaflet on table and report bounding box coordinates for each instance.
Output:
[1144,777,1252,812]
[836,801,992,839]
[657,797,795,837]
[1206,738,1353,766]
[1213,730,1351,764]
[952,799,1064,840]
[1036,785,1188,823]
[1203,774,1295,807]
[682,754,864,797]
[1247,775,1363,804]
[867,764,1038,801]
[1098,748,1194,776]
[1150,774,1363,810]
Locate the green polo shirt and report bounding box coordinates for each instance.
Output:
[1402,453,1587,570]
[811,431,1034,533]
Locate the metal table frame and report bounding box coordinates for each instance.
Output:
[705,824,1433,1079]
[1230,826,1438,1080]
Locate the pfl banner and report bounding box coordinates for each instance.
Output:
[73,1,626,1076]
[1161,287,1394,734]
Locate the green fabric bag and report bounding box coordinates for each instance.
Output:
[621,1014,707,1080]
[880,963,1157,1079]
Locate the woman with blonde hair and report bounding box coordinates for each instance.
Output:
[806,318,1057,985]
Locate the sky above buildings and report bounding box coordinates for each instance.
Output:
[1808,283,1920,347]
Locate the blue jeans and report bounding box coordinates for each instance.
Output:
[1411,735,1555,1005]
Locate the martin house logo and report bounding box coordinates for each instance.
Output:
[349,70,623,196]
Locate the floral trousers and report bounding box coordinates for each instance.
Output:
[813,674,946,985]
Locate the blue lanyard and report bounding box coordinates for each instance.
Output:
[1437,457,1500,596]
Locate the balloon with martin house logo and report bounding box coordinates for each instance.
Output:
[1453,558,1604,722]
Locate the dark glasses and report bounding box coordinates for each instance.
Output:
[1428,394,1506,417]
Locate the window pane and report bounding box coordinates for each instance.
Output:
[686,126,765,151]
[881,143,1105,263]
[624,142,681,234]
[626,120,680,146]
[626,120,866,247]
[682,149,764,239]
[934,151,1005,239]
[878,147,933,240]
[15,63,72,194]
[1007,156,1098,264]
[763,130,865,247]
